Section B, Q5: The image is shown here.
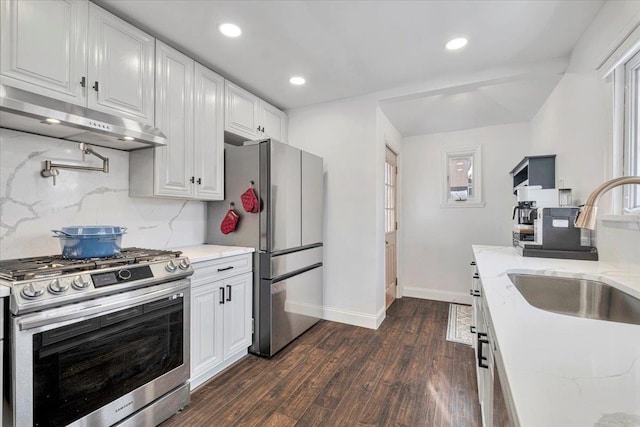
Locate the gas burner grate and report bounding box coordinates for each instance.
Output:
[0,248,182,281]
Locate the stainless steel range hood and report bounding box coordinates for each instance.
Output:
[0,84,167,150]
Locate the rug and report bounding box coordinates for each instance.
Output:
[446,303,473,346]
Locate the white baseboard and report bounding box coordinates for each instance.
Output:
[402,287,472,305]
[322,305,386,329]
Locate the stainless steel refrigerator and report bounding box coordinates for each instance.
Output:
[207,139,324,357]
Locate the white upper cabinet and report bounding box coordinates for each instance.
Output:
[153,41,194,198]
[194,63,224,200]
[224,81,261,140]
[224,80,288,143]
[1,0,88,105]
[0,0,155,125]
[130,44,224,201]
[87,3,154,125]
[261,101,288,142]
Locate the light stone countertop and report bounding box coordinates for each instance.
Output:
[172,244,255,264]
[473,245,640,427]
[0,285,10,298]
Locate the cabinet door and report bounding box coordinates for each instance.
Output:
[191,283,224,378]
[1,0,88,105]
[154,41,194,198]
[223,272,252,359]
[224,81,260,140]
[87,3,154,124]
[261,101,288,143]
[194,63,224,201]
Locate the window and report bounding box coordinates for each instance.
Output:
[603,27,640,215]
[441,145,483,208]
[624,50,640,212]
[384,148,397,233]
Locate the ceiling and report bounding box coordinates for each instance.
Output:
[379,73,564,136]
[97,0,603,112]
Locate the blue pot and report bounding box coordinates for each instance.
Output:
[52,226,127,259]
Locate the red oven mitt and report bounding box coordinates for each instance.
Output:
[240,185,259,213]
[220,209,239,234]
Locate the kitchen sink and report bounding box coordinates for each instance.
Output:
[507,273,640,326]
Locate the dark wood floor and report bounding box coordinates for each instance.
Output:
[162,298,481,427]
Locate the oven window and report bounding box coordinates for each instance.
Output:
[32,297,184,427]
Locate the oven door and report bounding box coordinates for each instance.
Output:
[11,279,190,427]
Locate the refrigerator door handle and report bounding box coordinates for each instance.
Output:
[272,262,323,284]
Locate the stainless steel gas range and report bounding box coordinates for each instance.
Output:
[0,248,194,427]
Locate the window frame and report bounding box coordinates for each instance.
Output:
[623,50,640,212]
[601,25,640,216]
[440,145,484,208]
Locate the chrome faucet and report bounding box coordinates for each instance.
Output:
[574,176,640,230]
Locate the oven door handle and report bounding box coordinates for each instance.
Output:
[17,279,191,331]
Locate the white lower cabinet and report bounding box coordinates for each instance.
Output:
[471,257,515,427]
[190,255,252,390]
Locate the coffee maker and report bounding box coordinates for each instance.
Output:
[512,187,559,244]
[512,201,536,241]
[520,207,598,261]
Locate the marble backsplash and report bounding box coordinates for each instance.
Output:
[0,128,206,259]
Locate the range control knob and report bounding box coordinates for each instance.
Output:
[165,260,178,273]
[72,276,90,290]
[21,283,45,299]
[179,258,190,270]
[118,269,132,280]
[48,279,69,294]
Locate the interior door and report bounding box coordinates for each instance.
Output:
[385,147,398,309]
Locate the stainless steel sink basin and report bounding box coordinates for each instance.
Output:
[507,273,640,326]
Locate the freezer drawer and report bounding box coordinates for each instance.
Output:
[264,246,323,280]
[268,263,322,355]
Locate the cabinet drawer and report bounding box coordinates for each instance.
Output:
[191,254,252,287]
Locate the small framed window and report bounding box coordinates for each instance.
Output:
[441,145,484,208]
[624,50,640,212]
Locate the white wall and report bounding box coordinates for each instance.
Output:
[530,72,609,205]
[0,129,206,259]
[288,95,384,328]
[400,123,530,301]
[530,0,640,264]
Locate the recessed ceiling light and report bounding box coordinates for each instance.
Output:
[44,118,60,124]
[289,76,306,86]
[219,23,242,38]
[446,37,468,51]
[122,136,135,141]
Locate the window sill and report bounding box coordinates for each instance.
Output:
[600,214,640,223]
[440,201,486,209]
